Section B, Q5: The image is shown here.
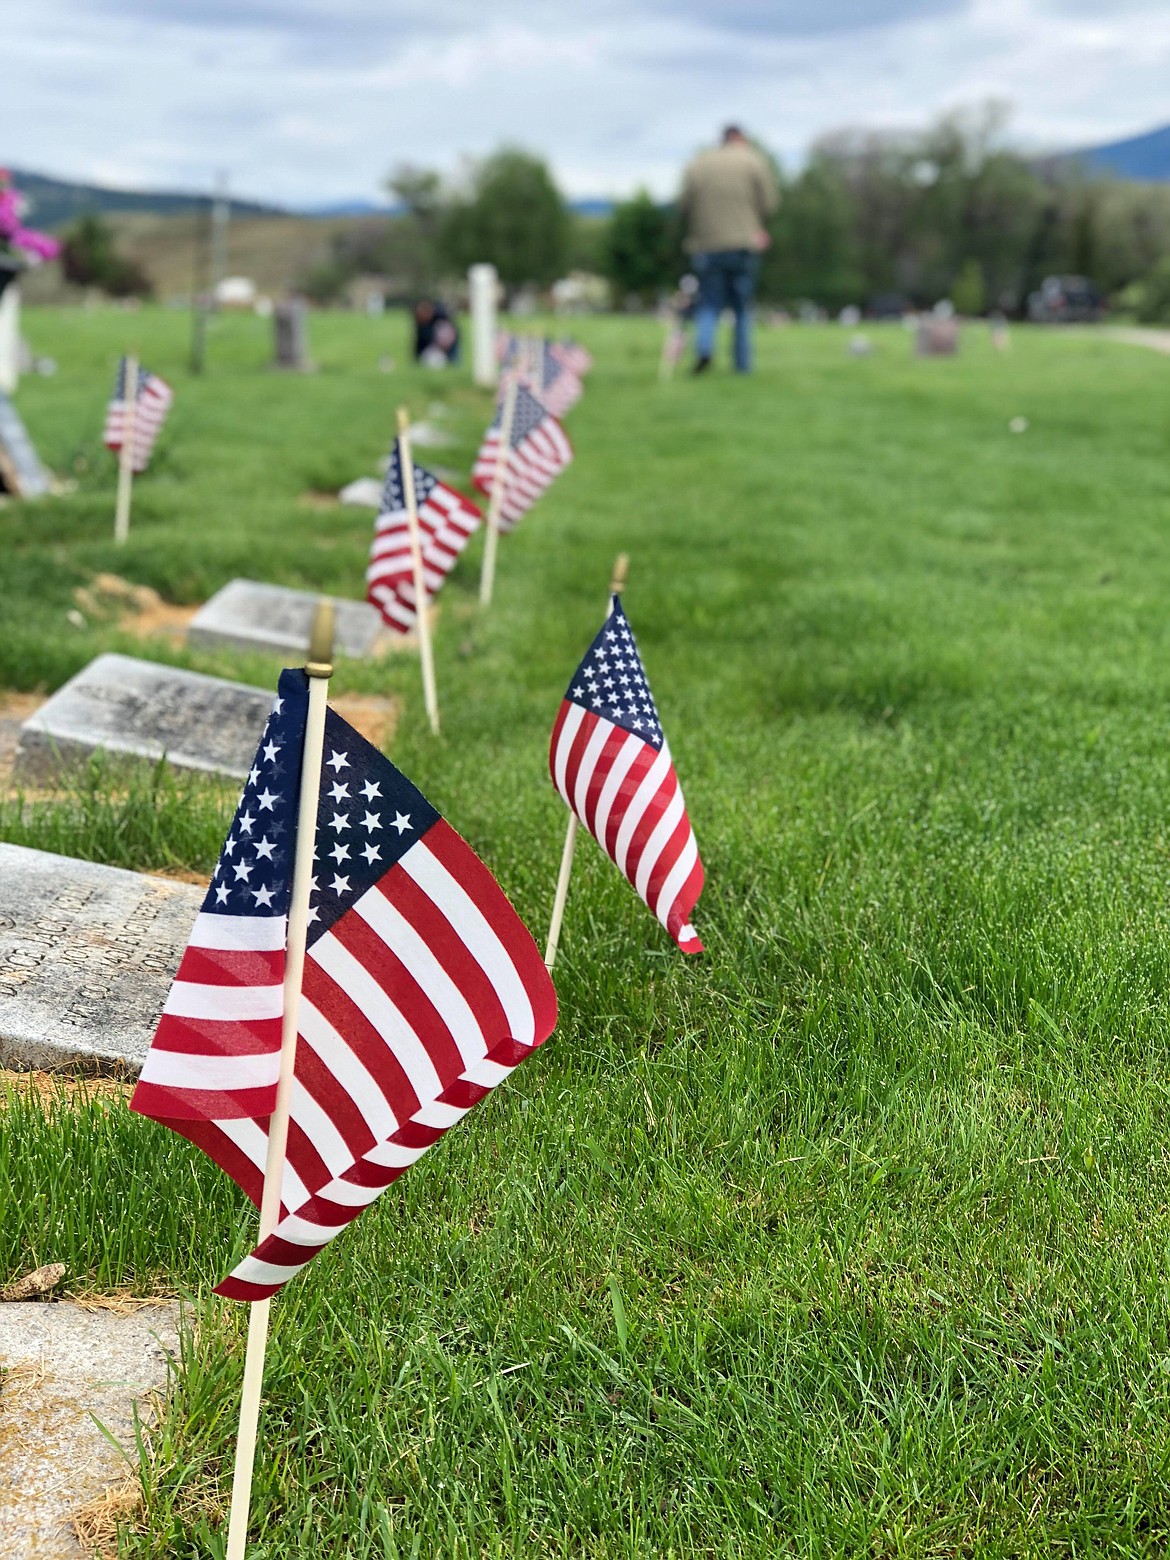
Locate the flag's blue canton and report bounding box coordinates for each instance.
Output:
[381,444,437,513]
[542,344,564,384]
[562,595,664,749]
[308,709,441,945]
[204,668,309,920]
[113,358,154,401]
[494,385,549,446]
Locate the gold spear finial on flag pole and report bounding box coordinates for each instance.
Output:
[224,598,335,1560]
[306,598,334,678]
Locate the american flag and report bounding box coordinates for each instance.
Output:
[536,344,583,419]
[494,330,518,366]
[103,357,174,473]
[366,446,482,634]
[132,670,557,1301]
[550,339,593,377]
[471,385,573,532]
[550,596,703,954]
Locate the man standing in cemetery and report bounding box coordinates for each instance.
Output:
[680,126,777,375]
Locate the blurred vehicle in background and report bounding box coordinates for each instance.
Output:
[1027,275,1104,323]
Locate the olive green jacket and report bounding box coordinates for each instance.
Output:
[680,143,778,254]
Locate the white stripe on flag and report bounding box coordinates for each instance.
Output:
[401,843,538,1047]
[190,912,287,951]
[613,745,673,878]
[634,783,686,900]
[353,886,490,1069]
[308,933,444,1105]
[162,980,284,1021]
[138,1049,281,1092]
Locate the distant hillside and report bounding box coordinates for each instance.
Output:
[9,168,282,230]
[1074,124,1170,182]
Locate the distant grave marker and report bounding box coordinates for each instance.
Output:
[273,298,311,371]
[0,844,201,1074]
[12,653,272,784]
[0,389,50,498]
[188,578,387,659]
[916,318,958,357]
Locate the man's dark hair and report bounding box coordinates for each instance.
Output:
[722,124,746,143]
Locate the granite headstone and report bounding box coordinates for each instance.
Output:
[0,844,201,1074]
[13,653,272,783]
[187,578,386,659]
[273,298,310,371]
[916,318,959,357]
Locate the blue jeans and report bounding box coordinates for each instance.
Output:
[693,249,759,371]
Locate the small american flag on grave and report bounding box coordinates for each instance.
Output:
[550,339,593,377]
[550,596,703,954]
[471,384,572,532]
[536,343,583,419]
[366,446,482,634]
[132,669,557,1300]
[103,357,174,473]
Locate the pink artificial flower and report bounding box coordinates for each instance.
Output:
[13,225,60,261]
[0,176,61,263]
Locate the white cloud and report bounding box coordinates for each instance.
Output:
[3,0,1168,204]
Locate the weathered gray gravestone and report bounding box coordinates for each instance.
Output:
[13,653,272,783]
[0,1302,181,1560]
[188,578,386,659]
[273,298,311,371]
[0,844,201,1074]
[916,318,959,357]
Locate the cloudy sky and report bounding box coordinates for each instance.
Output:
[5,0,1169,206]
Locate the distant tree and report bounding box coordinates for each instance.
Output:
[60,212,152,297]
[1136,255,1170,323]
[383,164,444,291]
[951,258,986,315]
[438,148,570,291]
[762,158,863,310]
[604,191,676,302]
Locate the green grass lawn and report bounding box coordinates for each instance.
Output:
[4,306,1170,1557]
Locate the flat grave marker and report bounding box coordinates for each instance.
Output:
[188,578,388,659]
[13,652,272,783]
[0,1301,180,1560]
[0,844,201,1074]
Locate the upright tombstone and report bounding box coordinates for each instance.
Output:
[0,843,203,1074]
[0,265,20,396]
[273,298,310,372]
[188,578,386,659]
[13,653,273,783]
[0,389,50,498]
[469,263,499,388]
[916,317,958,357]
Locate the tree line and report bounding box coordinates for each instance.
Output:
[334,107,1170,320]
[56,105,1170,321]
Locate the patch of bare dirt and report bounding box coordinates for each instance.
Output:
[0,691,44,786]
[72,573,199,644]
[0,1068,132,1106]
[332,693,401,751]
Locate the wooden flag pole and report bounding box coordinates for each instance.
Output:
[544,552,628,971]
[658,316,677,384]
[224,602,334,1560]
[532,333,547,400]
[396,407,440,735]
[113,355,139,546]
[479,373,517,608]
